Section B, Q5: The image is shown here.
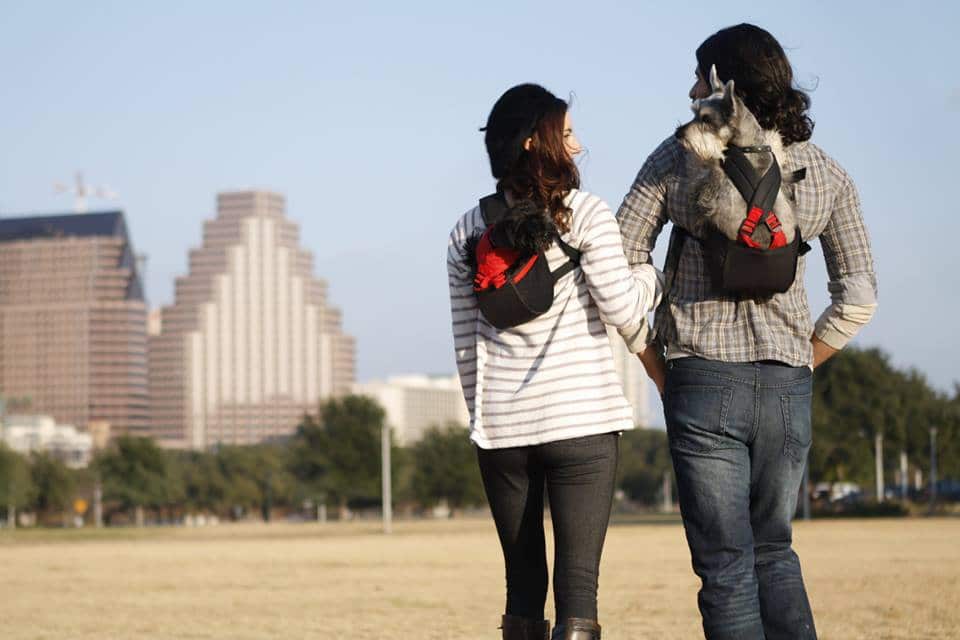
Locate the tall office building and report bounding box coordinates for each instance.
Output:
[149,191,355,449]
[0,212,148,436]
[606,326,652,427]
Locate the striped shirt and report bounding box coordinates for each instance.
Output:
[616,136,878,366]
[447,189,663,449]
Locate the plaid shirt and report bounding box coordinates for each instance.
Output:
[616,136,878,367]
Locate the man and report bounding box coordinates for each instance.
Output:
[616,24,878,640]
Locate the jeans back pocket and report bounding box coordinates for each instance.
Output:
[665,384,733,454]
[780,393,812,464]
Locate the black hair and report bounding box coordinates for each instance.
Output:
[696,23,814,145]
[482,84,579,233]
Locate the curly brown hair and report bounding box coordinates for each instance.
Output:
[696,23,815,145]
[484,85,580,234]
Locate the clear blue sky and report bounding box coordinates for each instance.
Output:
[1,1,957,397]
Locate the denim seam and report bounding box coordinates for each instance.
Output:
[668,364,810,389]
[666,366,753,385]
[780,393,813,462]
[748,368,761,445]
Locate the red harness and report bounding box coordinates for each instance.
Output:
[473,227,539,291]
[738,206,788,250]
[723,145,789,251]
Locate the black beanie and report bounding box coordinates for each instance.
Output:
[484,84,565,180]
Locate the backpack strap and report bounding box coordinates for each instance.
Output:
[663,223,691,296]
[549,235,581,281]
[478,192,510,226]
[722,145,780,213]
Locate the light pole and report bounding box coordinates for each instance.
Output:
[899,451,908,501]
[382,422,392,534]
[874,432,884,502]
[929,426,938,512]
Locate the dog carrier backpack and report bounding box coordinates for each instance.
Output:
[666,145,810,298]
[472,192,581,330]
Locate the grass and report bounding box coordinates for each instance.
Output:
[1,517,958,639]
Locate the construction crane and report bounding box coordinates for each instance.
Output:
[53,171,118,213]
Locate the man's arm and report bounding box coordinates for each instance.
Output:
[614,139,676,355]
[812,167,878,367]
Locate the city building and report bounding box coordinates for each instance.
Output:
[606,326,653,427]
[354,374,469,446]
[149,191,355,449]
[1,414,94,468]
[0,211,148,437]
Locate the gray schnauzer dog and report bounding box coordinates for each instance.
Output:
[676,65,797,247]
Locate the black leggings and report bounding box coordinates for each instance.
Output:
[476,432,619,622]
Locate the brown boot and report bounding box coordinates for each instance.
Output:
[501,614,551,640]
[552,618,601,640]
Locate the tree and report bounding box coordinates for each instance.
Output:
[288,412,328,507]
[411,424,485,512]
[811,347,959,493]
[174,450,227,515]
[0,445,33,527]
[312,395,385,515]
[617,428,673,506]
[94,436,169,526]
[215,444,293,521]
[29,452,75,524]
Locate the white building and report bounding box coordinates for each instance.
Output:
[606,326,652,427]
[354,375,469,446]
[148,191,356,449]
[1,414,94,468]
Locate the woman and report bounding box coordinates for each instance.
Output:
[447,84,662,640]
[619,25,878,639]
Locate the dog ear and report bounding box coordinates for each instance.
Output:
[709,64,723,93]
[722,79,736,113]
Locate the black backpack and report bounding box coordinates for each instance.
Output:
[666,145,811,298]
[471,193,581,330]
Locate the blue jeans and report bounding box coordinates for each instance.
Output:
[664,357,817,640]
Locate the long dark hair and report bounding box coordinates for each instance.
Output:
[696,23,814,145]
[483,85,580,233]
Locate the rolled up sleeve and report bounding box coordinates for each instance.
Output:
[814,169,878,349]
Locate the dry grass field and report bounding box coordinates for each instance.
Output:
[2,516,958,639]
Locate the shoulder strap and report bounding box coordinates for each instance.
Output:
[722,146,781,213]
[663,223,689,295]
[554,235,581,264]
[478,192,509,226]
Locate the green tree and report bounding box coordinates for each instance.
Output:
[617,428,673,506]
[0,445,33,527]
[94,436,169,526]
[315,395,385,514]
[29,452,75,524]
[175,450,227,514]
[410,424,485,512]
[811,347,959,493]
[215,444,294,521]
[288,412,328,506]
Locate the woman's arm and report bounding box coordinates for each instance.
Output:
[447,210,482,418]
[576,195,663,337]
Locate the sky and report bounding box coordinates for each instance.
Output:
[1,1,958,402]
